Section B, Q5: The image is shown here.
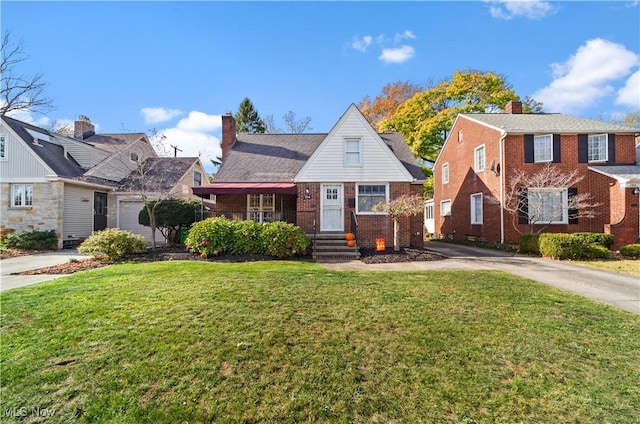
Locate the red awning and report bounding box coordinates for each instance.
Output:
[192,182,297,195]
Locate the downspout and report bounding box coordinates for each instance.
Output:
[499,130,507,244]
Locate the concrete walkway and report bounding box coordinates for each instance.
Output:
[0,250,90,292]
[322,241,640,315]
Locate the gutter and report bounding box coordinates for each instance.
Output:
[499,130,506,244]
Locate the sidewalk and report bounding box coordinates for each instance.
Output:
[0,250,90,292]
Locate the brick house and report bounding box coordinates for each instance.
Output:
[0,115,206,247]
[432,101,640,249]
[193,104,426,251]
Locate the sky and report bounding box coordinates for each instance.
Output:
[2,1,639,174]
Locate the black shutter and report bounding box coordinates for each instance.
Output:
[518,188,529,224]
[568,187,578,224]
[552,134,561,163]
[578,134,588,163]
[524,135,534,163]
[607,134,616,164]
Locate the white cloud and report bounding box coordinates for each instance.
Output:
[5,108,51,127]
[352,35,373,52]
[379,45,415,64]
[616,70,640,109]
[532,38,640,113]
[141,107,183,124]
[487,0,555,20]
[155,111,222,173]
[394,30,416,43]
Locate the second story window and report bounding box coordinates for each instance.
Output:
[442,163,449,184]
[588,134,607,162]
[0,135,6,159]
[474,145,485,172]
[130,152,139,163]
[194,171,202,186]
[534,134,553,162]
[344,138,362,166]
[440,199,452,217]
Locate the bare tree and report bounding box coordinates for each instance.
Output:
[264,111,313,133]
[372,194,424,251]
[488,163,600,235]
[1,31,53,116]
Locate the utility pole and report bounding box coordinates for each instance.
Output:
[170,145,183,157]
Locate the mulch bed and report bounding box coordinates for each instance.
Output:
[7,245,447,275]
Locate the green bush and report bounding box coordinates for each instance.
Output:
[185,217,236,257]
[261,221,309,258]
[78,228,147,261]
[539,233,611,260]
[1,229,58,250]
[519,234,540,254]
[232,220,265,255]
[572,232,615,248]
[138,199,202,245]
[619,244,640,259]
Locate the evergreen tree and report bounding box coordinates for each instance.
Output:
[235,97,266,133]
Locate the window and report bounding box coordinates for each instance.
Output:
[528,188,567,224]
[474,145,485,172]
[130,152,139,163]
[11,184,33,207]
[0,135,5,159]
[442,163,449,184]
[247,194,275,223]
[344,138,362,166]
[588,134,607,162]
[357,184,387,213]
[470,193,483,225]
[193,171,202,186]
[534,134,552,162]
[440,199,452,217]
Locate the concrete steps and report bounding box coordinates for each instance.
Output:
[307,233,360,261]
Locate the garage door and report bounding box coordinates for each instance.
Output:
[118,201,166,245]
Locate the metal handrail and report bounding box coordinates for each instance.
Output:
[350,210,358,244]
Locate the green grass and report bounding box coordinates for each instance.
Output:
[1,261,638,423]
[578,258,640,277]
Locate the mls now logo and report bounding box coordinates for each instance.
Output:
[3,407,28,417]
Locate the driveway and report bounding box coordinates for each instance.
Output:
[0,250,90,292]
[322,241,640,315]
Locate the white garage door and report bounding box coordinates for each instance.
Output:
[118,201,166,245]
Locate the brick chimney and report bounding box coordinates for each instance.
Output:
[504,100,522,114]
[74,115,95,139]
[221,112,237,159]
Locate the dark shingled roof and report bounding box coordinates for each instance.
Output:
[215,131,424,182]
[2,115,87,178]
[117,157,198,192]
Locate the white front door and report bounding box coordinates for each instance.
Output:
[321,184,344,231]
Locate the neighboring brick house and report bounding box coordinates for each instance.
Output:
[193,104,426,249]
[432,101,640,249]
[0,114,206,247]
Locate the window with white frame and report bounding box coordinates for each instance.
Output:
[528,188,567,224]
[588,134,607,162]
[470,193,483,225]
[247,194,275,223]
[0,135,6,159]
[11,184,33,207]
[474,145,485,172]
[458,130,464,143]
[357,184,387,213]
[442,163,449,184]
[194,171,202,186]
[534,134,553,162]
[344,138,362,166]
[440,199,452,217]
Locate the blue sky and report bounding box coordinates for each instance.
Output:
[2,1,639,174]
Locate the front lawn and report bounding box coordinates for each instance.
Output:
[1,261,638,423]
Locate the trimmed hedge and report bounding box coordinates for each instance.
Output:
[78,228,147,261]
[185,217,309,258]
[619,244,640,259]
[1,229,58,250]
[519,234,540,254]
[572,232,615,248]
[538,233,611,260]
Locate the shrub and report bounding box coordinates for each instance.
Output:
[619,244,640,259]
[78,228,147,261]
[575,244,611,260]
[1,229,58,250]
[539,233,611,260]
[185,217,236,257]
[261,222,309,258]
[138,199,202,245]
[519,234,540,254]
[232,220,265,255]
[572,232,615,248]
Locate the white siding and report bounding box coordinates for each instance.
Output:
[63,184,95,239]
[0,121,52,180]
[295,105,413,183]
[56,136,108,168]
[118,200,166,245]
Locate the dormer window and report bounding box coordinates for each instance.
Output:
[344,138,362,166]
[130,152,139,163]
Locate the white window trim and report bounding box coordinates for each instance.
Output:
[247,194,275,223]
[458,130,463,143]
[344,138,363,167]
[356,183,388,214]
[10,184,33,208]
[440,199,452,217]
[0,135,6,160]
[534,134,553,163]
[194,171,202,187]
[442,162,449,184]
[474,145,485,172]
[470,193,483,225]
[588,133,608,163]
[528,188,568,224]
